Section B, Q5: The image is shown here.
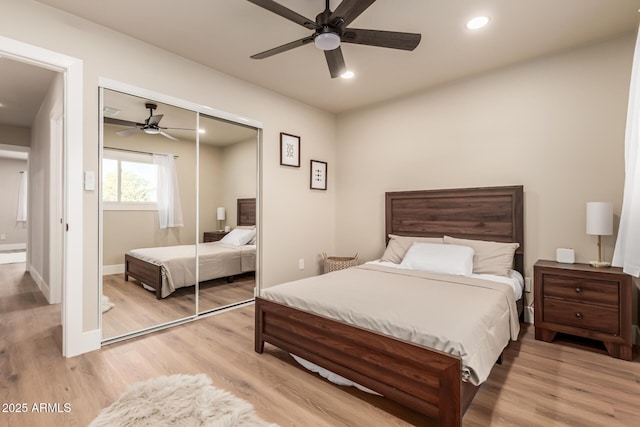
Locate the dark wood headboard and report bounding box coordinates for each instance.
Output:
[385,186,524,275]
[237,198,256,226]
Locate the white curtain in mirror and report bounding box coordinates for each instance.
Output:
[153,153,184,229]
[16,171,27,222]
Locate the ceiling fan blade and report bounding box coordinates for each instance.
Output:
[104,117,143,127]
[160,131,178,141]
[324,47,347,79]
[115,128,143,137]
[247,0,319,30]
[251,35,315,59]
[329,0,376,28]
[342,28,421,51]
[147,114,163,127]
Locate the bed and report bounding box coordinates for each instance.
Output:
[255,186,524,426]
[124,198,256,299]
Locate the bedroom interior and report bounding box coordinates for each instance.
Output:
[100,88,258,341]
[1,0,640,426]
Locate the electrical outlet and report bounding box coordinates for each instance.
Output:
[298,258,305,270]
[524,277,532,292]
[0,234,5,240]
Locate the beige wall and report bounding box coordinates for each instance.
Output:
[335,34,634,308]
[220,138,258,229]
[0,157,28,245]
[102,131,204,265]
[0,124,30,147]
[1,0,335,332]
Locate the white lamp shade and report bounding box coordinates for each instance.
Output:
[586,202,613,236]
[216,207,226,221]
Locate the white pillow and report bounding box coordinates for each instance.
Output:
[219,228,256,246]
[399,242,474,276]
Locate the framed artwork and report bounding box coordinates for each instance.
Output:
[310,160,327,190]
[280,132,300,167]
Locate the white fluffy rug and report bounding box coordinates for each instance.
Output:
[89,374,278,427]
[102,295,115,313]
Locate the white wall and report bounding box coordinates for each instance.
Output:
[28,71,63,302]
[0,124,30,147]
[335,34,635,307]
[1,0,336,334]
[0,157,28,246]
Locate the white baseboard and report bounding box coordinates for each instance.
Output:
[0,243,26,251]
[524,306,534,324]
[65,328,101,358]
[102,264,125,275]
[29,265,51,303]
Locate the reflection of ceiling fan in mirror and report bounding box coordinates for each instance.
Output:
[104,103,194,141]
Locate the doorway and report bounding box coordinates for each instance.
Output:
[0,35,88,357]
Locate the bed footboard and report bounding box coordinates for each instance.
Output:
[124,254,163,299]
[255,297,467,426]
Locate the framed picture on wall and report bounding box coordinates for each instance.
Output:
[310,160,327,190]
[280,132,300,167]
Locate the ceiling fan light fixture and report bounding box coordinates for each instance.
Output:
[466,16,490,30]
[314,32,341,51]
[340,70,355,79]
[143,127,160,135]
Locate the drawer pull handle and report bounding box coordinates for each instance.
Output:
[575,312,583,319]
[575,287,582,293]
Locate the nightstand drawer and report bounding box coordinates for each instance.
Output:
[543,275,618,306]
[544,298,619,335]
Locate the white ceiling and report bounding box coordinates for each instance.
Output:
[33,0,640,114]
[1,0,639,124]
[0,57,57,127]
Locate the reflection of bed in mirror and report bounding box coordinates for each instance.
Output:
[255,186,524,426]
[124,198,256,299]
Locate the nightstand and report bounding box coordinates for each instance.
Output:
[534,260,632,360]
[203,231,228,242]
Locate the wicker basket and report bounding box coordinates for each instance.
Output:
[322,252,358,273]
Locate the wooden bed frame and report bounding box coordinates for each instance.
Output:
[255,186,524,426]
[124,198,256,299]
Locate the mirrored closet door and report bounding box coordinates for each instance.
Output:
[197,114,257,314]
[101,89,198,340]
[100,88,260,342]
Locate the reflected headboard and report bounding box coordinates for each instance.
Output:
[237,198,256,226]
[385,186,524,275]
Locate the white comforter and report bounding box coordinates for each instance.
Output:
[128,242,255,298]
[261,263,520,386]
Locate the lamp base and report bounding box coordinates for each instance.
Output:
[589,261,611,268]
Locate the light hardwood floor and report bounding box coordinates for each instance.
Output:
[1,263,639,427]
[102,272,255,339]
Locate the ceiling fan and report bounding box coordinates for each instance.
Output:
[247,0,421,78]
[104,103,191,141]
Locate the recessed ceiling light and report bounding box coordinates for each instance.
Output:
[198,129,206,134]
[340,70,355,79]
[466,16,490,30]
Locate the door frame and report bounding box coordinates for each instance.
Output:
[0,36,93,357]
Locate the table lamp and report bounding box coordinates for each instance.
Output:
[586,202,613,267]
[216,207,226,231]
